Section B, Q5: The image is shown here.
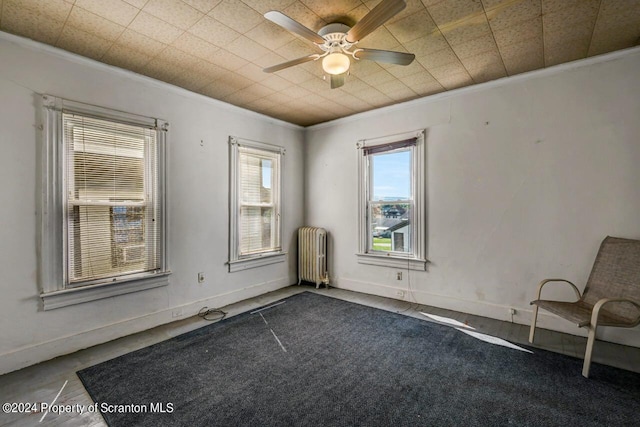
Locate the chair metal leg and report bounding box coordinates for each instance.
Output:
[529,305,539,343]
[582,325,597,378]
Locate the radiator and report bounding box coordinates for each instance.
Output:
[298,226,329,288]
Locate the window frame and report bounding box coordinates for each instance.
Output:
[228,136,286,272]
[39,95,170,310]
[357,129,427,270]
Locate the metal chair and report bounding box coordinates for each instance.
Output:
[529,236,640,377]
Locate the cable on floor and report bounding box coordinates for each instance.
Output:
[198,307,227,322]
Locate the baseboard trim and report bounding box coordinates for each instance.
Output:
[333,277,640,348]
[0,277,291,375]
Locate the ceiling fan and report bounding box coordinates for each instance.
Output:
[262,0,416,89]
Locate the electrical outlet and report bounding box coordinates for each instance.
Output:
[396,272,402,280]
[396,290,405,298]
[172,308,183,318]
[198,272,205,283]
[509,308,516,315]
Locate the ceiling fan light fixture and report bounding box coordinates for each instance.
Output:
[263,1,415,88]
[322,52,350,75]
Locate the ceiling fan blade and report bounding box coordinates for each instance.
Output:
[330,73,345,89]
[346,0,406,43]
[263,54,319,73]
[354,48,415,65]
[264,11,325,45]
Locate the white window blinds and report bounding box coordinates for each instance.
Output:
[361,137,417,156]
[238,146,280,256]
[63,113,161,285]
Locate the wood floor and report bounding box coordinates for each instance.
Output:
[1,285,639,426]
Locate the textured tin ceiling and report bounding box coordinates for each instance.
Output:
[1,0,639,126]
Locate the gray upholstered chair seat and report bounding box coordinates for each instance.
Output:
[531,299,638,328]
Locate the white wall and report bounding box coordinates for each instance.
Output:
[0,33,305,374]
[305,47,640,346]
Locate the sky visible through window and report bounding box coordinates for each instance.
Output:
[372,150,410,200]
[262,159,272,189]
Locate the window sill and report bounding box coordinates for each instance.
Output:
[41,271,171,311]
[356,253,427,271]
[228,252,286,272]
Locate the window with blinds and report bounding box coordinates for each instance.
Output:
[40,95,168,309]
[63,113,161,286]
[228,137,284,271]
[238,146,280,256]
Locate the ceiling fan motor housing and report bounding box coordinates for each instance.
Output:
[318,23,353,51]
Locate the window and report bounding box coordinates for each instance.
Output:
[357,130,426,270]
[228,137,285,272]
[40,95,169,309]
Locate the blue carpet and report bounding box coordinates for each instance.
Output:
[77,291,640,426]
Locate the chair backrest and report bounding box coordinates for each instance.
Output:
[583,236,640,322]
